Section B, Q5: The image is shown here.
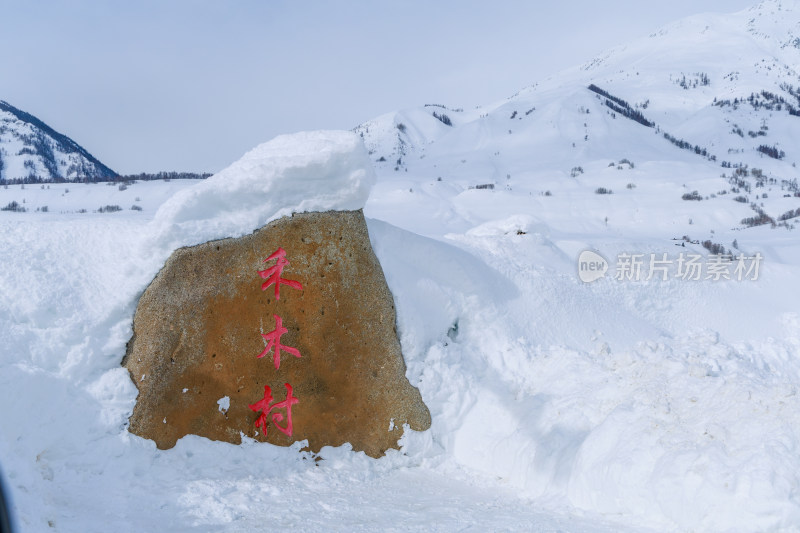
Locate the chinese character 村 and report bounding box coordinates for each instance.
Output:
[249,383,299,437]
[259,247,303,300]
[257,314,302,369]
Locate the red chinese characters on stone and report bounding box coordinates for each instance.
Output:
[250,247,303,440]
[248,383,299,437]
[257,314,301,369]
[258,247,303,300]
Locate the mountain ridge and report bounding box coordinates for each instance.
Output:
[0,99,116,183]
[355,0,800,236]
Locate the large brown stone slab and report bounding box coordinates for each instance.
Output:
[123,209,430,457]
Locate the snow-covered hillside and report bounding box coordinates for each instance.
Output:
[2,1,800,532]
[356,0,800,242]
[0,100,116,183]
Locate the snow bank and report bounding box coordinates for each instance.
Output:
[371,218,800,531]
[150,130,375,252]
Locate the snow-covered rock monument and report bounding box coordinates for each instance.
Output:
[123,131,430,457]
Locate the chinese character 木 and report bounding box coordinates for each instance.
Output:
[257,314,301,369]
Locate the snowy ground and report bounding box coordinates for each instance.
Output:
[0,129,799,533]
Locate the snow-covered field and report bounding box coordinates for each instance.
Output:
[0,127,798,533]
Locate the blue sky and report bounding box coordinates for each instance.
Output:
[0,0,755,174]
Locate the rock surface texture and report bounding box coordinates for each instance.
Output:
[124,209,430,457]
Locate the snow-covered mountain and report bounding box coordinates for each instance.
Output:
[0,100,116,183]
[356,0,800,235]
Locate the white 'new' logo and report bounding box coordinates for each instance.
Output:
[577,250,608,283]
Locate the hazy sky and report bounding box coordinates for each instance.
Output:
[0,0,756,174]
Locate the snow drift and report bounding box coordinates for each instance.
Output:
[150,130,375,253]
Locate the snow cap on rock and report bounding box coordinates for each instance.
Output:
[151,130,375,251]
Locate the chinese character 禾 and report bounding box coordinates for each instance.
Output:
[259,247,303,300]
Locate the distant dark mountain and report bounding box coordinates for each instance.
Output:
[0,100,116,183]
